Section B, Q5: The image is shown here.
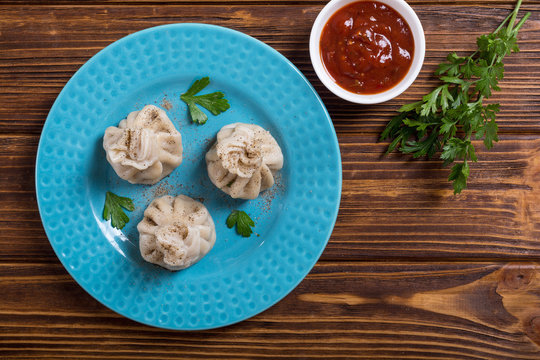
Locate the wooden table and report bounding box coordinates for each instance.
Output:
[1,1,539,358]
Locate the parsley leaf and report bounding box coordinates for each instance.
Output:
[440,138,470,167]
[483,119,499,149]
[180,77,230,124]
[226,210,255,237]
[103,191,135,230]
[435,53,465,77]
[184,77,210,96]
[380,0,529,194]
[439,117,457,137]
[448,161,470,195]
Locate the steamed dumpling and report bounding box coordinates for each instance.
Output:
[205,123,283,199]
[137,195,216,271]
[103,105,182,185]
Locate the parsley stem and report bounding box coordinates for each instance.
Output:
[506,0,522,36]
[513,12,531,34]
[495,11,515,35]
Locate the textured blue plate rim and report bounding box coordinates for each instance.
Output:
[35,23,342,330]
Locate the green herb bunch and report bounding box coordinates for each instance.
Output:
[380,0,530,194]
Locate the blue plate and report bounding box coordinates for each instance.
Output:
[35,23,342,330]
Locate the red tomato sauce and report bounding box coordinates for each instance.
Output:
[320,1,415,94]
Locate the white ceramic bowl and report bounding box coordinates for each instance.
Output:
[310,0,425,104]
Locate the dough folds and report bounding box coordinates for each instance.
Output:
[103,105,182,185]
[205,123,283,199]
[137,195,216,271]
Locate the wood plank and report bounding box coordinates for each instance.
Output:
[3,133,540,261]
[1,262,540,359]
[0,5,538,134]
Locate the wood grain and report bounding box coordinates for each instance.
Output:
[3,133,540,261]
[1,0,540,359]
[1,4,539,135]
[2,262,540,359]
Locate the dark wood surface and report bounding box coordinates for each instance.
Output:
[1,1,540,359]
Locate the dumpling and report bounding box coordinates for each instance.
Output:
[205,123,284,199]
[137,195,216,271]
[103,105,182,185]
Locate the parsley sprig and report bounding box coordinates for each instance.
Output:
[226,210,255,237]
[380,0,530,194]
[103,191,135,230]
[180,77,230,124]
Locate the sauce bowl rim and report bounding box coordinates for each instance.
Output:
[309,0,426,104]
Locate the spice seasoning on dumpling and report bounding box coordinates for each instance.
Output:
[125,129,132,149]
[103,104,183,185]
[137,195,216,271]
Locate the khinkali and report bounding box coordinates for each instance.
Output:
[205,123,284,199]
[137,195,216,271]
[103,105,182,185]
